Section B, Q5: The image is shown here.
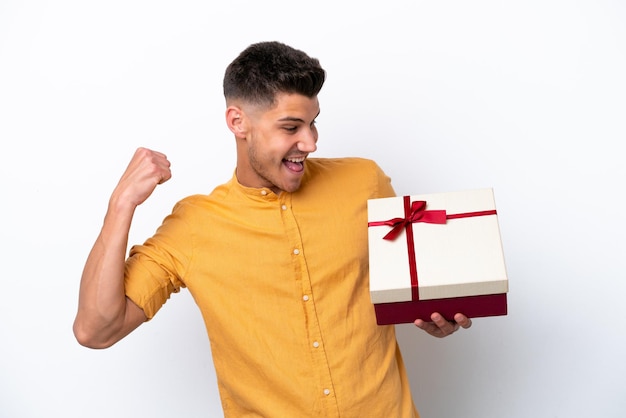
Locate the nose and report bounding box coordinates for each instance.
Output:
[297,127,318,153]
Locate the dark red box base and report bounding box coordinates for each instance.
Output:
[373,293,507,325]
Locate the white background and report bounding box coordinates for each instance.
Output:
[1,1,625,417]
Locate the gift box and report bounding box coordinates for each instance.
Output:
[367,188,508,325]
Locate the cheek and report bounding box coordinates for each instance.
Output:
[249,131,294,163]
[248,139,280,168]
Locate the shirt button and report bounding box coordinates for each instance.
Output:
[293,249,300,255]
[281,204,287,210]
[323,389,331,396]
[260,190,267,196]
[312,341,320,348]
[302,295,309,301]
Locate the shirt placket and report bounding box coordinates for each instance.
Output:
[278,192,340,417]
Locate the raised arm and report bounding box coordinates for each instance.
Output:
[73,147,172,349]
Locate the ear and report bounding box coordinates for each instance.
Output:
[226,106,247,139]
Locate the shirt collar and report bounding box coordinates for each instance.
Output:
[228,169,281,202]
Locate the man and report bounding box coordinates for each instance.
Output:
[73,41,471,417]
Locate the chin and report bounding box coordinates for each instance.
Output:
[280,181,303,193]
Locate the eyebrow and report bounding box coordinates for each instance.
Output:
[277,110,321,123]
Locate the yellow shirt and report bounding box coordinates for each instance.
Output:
[125,158,419,418]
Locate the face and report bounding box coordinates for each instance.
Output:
[234,93,320,194]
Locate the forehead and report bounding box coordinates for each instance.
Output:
[256,93,320,121]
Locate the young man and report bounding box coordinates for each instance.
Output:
[73,41,471,417]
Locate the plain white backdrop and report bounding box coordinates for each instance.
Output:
[1,1,625,417]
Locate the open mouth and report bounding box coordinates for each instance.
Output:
[283,156,306,173]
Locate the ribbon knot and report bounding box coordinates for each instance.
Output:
[370,200,447,241]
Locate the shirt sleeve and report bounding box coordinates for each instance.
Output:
[124,201,192,320]
[372,161,396,199]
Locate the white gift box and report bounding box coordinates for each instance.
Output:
[367,188,508,324]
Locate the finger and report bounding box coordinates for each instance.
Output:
[413,318,428,331]
[431,313,457,336]
[154,154,171,170]
[154,156,172,184]
[145,153,172,185]
[413,319,441,337]
[453,313,473,329]
[156,167,172,184]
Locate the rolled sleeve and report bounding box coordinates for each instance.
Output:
[124,202,192,319]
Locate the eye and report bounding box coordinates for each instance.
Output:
[283,126,298,132]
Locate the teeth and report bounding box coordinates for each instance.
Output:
[286,157,305,163]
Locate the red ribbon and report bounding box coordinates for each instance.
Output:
[368,196,497,301]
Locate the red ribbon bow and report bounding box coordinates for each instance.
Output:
[368,200,447,241]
